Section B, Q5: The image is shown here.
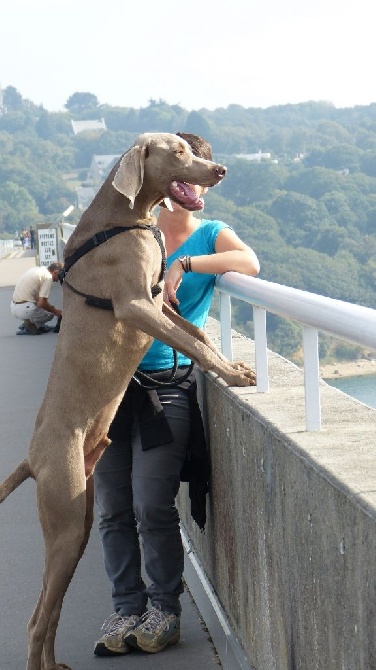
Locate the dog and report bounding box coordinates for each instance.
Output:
[0,132,256,670]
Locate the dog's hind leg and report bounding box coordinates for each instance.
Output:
[40,477,95,670]
[27,472,88,670]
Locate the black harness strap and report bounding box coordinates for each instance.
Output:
[60,223,191,389]
[63,225,153,274]
[63,280,114,310]
[59,224,166,302]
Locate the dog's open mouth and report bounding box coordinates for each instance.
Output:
[167,181,204,211]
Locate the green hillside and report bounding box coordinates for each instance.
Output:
[1,86,375,360]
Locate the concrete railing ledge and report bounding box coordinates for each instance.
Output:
[179,317,376,670]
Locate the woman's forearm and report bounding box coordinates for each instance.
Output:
[189,249,260,276]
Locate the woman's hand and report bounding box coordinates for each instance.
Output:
[163,259,184,307]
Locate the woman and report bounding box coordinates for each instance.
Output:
[94,133,260,657]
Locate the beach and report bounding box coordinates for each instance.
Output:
[320,358,376,379]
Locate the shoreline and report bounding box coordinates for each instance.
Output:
[319,358,376,379]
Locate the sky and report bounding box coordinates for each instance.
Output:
[1,0,375,112]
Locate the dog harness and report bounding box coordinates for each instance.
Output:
[59,223,193,389]
[59,224,166,309]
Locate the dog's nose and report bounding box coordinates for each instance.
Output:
[215,165,227,180]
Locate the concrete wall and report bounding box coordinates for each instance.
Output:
[178,318,376,670]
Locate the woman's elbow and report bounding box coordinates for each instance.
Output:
[244,250,260,276]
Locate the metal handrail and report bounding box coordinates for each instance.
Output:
[216,273,376,431]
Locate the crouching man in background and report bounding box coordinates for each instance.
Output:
[11,262,63,335]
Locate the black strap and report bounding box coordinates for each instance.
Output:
[132,304,194,389]
[63,280,114,310]
[151,226,167,284]
[59,224,166,302]
[63,225,149,274]
[60,223,188,387]
[132,361,195,390]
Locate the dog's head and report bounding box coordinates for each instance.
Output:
[112,133,226,211]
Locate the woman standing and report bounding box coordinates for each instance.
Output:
[94,133,260,657]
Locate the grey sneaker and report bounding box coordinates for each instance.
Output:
[126,606,180,653]
[22,319,41,335]
[94,613,140,656]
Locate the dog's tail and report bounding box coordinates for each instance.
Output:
[0,459,31,503]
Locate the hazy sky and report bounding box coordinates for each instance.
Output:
[1,0,374,112]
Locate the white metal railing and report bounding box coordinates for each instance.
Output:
[216,273,376,432]
[0,239,14,260]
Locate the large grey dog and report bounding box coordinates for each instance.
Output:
[0,132,256,670]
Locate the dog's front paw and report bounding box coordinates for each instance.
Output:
[224,367,256,387]
[232,362,257,384]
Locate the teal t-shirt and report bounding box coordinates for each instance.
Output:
[139,219,231,371]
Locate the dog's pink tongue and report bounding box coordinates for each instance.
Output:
[170,181,204,211]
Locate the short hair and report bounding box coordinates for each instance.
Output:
[176,132,213,161]
[48,262,64,272]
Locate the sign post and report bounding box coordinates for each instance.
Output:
[36,225,58,267]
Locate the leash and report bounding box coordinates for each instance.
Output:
[132,360,195,390]
[132,303,195,390]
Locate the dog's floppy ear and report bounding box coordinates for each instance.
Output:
[112,143,147,209]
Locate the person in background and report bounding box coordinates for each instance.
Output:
[93,132,260,658]
[11,262,63,335]
[19,229,26,248]
[29,226,37,249]
[23,230,30,249]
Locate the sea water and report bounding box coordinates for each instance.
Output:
[325,374,376,410]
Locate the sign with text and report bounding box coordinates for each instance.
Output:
[37,226,58,266]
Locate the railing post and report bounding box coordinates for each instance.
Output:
[216,272,376,431]
[253,306,269,392]
[219,292,233,361]
[302,326,321,431]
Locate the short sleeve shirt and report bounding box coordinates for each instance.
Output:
[139,219,231,371]
[12,266,52,303]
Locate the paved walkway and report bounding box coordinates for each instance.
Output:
[0,250,221,670]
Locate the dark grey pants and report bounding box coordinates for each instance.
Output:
[94,387,190,617]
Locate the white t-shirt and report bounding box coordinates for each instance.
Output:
[12,266,52,303]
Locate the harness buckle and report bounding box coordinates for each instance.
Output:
[93,231,108,246]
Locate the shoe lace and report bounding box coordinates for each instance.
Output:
[138,607,171,634]
[102,613,139,636]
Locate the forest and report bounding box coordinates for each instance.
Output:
[0,86,375,361]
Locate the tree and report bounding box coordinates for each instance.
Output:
[317,120,352,145]
[360,151,376,177]
[320,144,362,172]
[65,92,99,112]
[185,111,212,140]
[3,86,23,110]
[0,181,39,233]
[266,315,302,359]
[320,190,357,230]
[268,191,332,249]
[219,160,287,207]
[286,166,344,199]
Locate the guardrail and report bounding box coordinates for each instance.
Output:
[0,239,15,260]
[216,273,376,431]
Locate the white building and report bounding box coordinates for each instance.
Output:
[71,118,107,135]
[235,150,272,161]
